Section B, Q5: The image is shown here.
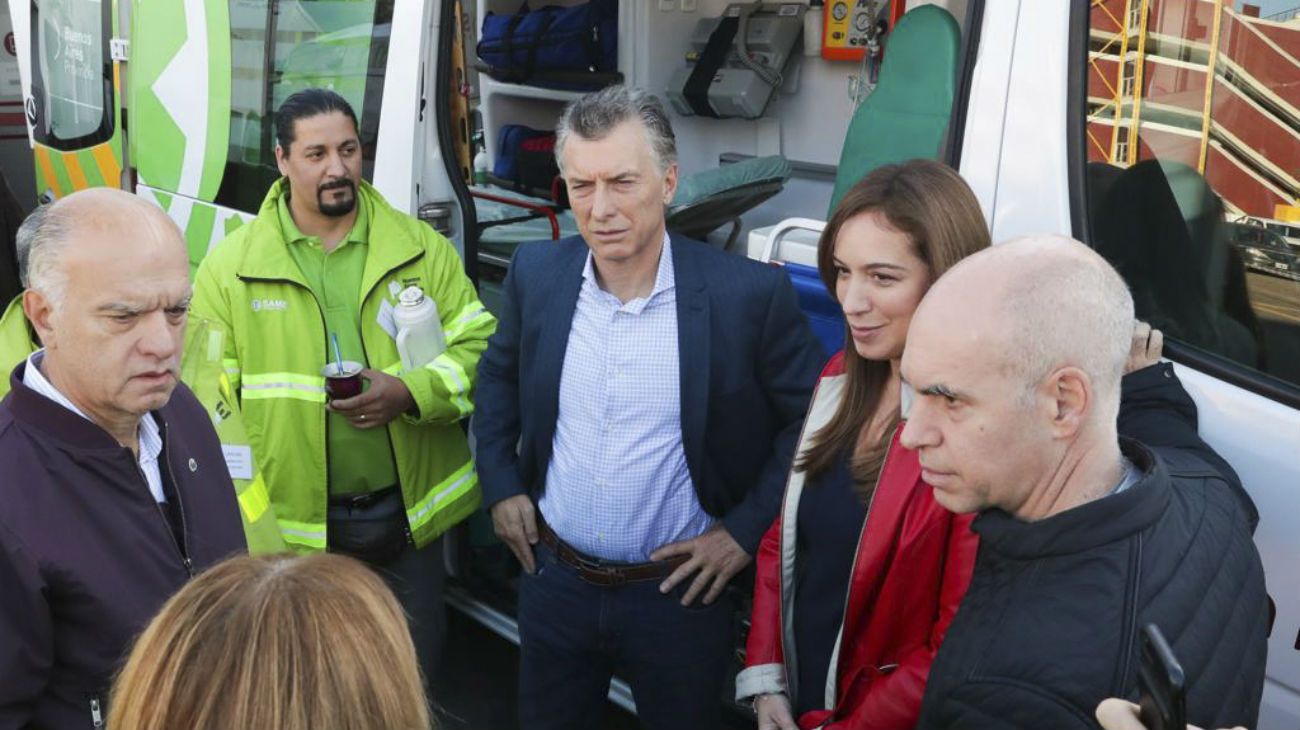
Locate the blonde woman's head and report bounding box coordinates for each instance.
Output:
[109,553,431,730]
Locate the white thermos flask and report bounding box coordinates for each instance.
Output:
[394,286,446,371]
[804,0,824,57]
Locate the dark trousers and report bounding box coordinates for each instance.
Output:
[328,495,446,692]
[374,536,446,692]
[517,542,733,730]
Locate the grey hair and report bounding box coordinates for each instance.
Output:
[554,85,677,176]
[998,236,1135,421]
[25,203,75,308]
[14,204,49,288]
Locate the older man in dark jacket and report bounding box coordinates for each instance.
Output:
[902,236,1266,730]
[0,189,246,730]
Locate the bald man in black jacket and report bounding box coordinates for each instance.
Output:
[902,237,1266,730]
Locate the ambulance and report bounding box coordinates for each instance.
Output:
[6,0,1300,724]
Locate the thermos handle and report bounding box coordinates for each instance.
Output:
[396,327,413,371]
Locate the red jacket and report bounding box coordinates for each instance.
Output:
[738,353,978,730]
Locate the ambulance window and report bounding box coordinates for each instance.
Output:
[1079,0,1300,400]
[27,0,112,149]
[215,0,394,213]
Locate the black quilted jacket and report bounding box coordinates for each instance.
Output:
[917,363,1268,730]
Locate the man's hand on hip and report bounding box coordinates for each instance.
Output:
[328,369,415,429]
[490,494,538,574]
[651,525,751,607]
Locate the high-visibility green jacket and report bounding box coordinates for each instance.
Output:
[180,318,287,555]
[0,295,35,398]
[191,179,494,552]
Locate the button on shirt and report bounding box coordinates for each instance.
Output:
[540,236,715,562]
[23,351,166,502]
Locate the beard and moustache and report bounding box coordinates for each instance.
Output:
[317,178,357,217]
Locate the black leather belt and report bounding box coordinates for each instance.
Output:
[328,485,399,510]
[537,520,687,587]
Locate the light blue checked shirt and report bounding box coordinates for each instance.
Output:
[539,235,715,562]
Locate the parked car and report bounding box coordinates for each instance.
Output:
[1232,221,1300,281]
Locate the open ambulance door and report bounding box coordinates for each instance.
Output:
[119,0,467,274]
[964,2,1300,727]
[7,0,123,204]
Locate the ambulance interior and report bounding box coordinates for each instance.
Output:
[458,0,970,323]
[5,0,1300,723]
[447,0,1300,621]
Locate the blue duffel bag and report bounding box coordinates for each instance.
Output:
[493,124,559,193]
[477,0,618,87]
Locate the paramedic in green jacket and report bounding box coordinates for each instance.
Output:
[191,89,495,684]
[0,207,40,399]
[0,296,34,396]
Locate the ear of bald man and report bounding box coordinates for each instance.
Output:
[1046,366,1092,440]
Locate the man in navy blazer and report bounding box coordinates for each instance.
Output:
[474,86,823,729]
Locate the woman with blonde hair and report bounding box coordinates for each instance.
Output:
[738,159,989,730]
[108,553,431,730]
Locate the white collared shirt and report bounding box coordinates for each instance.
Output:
[24,351,166,503]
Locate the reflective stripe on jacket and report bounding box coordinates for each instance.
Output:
[181,317,286,555]
[191,179,495,551]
